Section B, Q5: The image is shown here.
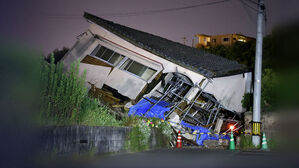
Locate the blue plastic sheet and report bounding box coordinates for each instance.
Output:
[128,97,170,120]
[180,121,229,146]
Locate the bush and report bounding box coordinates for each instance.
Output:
[241,93,253,111]
[78,97,121,126]
[241,69,277,112]
[40,55,120,126]
[124,117,172,152]
[261,69,277,111]
[239,135,259,149]
[125,118,151,152]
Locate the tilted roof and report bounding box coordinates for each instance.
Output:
[84,12,249,78]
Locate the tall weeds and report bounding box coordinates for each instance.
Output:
[40,55,120,126]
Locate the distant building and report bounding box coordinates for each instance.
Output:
[194,33,255,48]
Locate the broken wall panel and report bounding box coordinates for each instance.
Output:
[62,31,99,71]
[89,86,121,106]
[204,73,252,112]
[81,55,114,72]
[105,68,147,100]
[79,63,111,89]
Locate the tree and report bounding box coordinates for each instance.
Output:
[201,37,272,71]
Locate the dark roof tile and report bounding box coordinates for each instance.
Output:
[84,12,249,77]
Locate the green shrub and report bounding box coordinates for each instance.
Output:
[261,69,277,111]
[241,93,253,111]
[241,69,277,112]
[239,134,259,149]
[124,117,172,152]
[121,116,139,127]
[125,118,151,152]
[40,55,120,126]
[78,97,121,126]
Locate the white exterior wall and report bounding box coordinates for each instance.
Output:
[204,72,252,112]
[62,21,252,112]
[61,32,99,70]
[105,69,147,99]
[79,63,111,89]
[88,23,206,86]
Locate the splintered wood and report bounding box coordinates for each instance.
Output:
[88,83,121,106]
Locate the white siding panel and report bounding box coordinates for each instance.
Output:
[105,69,147,99]
[205,73,248,112]
[79,63,111,89]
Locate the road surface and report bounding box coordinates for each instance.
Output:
[41,148,299,168]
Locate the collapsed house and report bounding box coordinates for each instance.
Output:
[62,12,252,146]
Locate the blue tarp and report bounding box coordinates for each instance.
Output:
[180,121,229,146]
[128,98,229,146]
[128,97,170,120]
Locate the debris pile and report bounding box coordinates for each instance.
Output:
[128,72,243,147]
[88,72,243,147]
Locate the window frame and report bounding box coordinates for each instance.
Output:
[90,44,158,82]
[89,45,125,66]
[120,58,157,81]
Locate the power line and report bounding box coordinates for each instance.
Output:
[101,0,230,17]
[45,0,230,19]
[245,0,259,5]
[240,0,256,25]
[240,0,267,23]
[240,0,258,12]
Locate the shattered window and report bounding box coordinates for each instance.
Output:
[90,45,124,66]
[120,59,157,81]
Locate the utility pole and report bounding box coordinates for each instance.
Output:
[252,0,265,147]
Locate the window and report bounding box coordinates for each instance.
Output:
[90,45,124,66]
[212,39,216,43]
[223,38,230,42]
[120,59,157,81]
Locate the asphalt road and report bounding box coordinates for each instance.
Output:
[40,148,299,168]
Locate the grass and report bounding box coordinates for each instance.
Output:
[123,117,172,152]
[239,134,260,150]
[39,56,173,153]
[39,56,121,127]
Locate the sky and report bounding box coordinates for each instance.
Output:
[0,0,299,54]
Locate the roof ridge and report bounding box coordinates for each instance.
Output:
[83,12,248,77]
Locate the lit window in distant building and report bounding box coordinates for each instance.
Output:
[223,38,230,42]
[237,39,246,42]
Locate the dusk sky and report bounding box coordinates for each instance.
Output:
[1,0,299,54]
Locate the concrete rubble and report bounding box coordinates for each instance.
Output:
[90,72,244,147]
